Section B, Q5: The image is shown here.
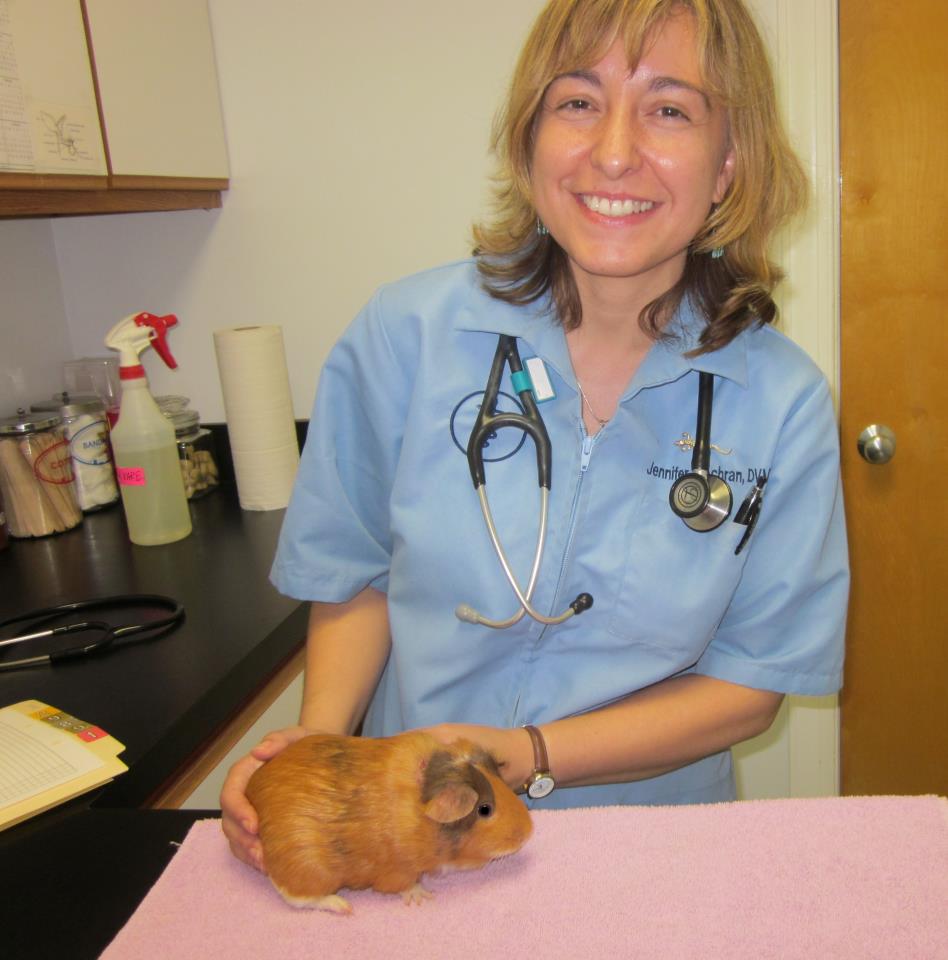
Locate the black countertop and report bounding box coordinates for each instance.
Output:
[0,488,307,808]
[2,805,208,959]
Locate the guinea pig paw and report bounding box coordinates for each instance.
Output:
[400,882,434,907]
[314,894,353,916]
[275,886,353,915]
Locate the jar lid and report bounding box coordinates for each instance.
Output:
[154,395,190,414]
[0,408,62,434]
[31,392,105,418]
[167,409,200,436]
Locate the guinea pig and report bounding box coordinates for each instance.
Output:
[245,731,533,915]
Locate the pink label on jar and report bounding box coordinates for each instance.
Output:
[117,466,146,486]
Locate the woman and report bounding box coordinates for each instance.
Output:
[223,0,848,871]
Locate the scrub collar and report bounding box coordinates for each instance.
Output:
[452,281,750,396]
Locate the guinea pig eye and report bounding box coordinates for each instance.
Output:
[477,802,494,818]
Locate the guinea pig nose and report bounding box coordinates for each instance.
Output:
[477,802,494,817]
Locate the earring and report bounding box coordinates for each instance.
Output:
[537,219,549,237]
[710,245,725,259]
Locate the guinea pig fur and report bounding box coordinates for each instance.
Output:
[245,731,533,915]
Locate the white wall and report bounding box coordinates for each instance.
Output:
[0,220,71,415]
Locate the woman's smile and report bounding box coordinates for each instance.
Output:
[578,194,657,218]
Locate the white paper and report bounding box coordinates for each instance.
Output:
[0,708,103,809]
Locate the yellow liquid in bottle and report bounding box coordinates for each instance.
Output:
[115,444,192,545]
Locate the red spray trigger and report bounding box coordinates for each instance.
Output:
[134,312,179,369]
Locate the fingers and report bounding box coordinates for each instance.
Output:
[423,722,461,745]
[220,752,266,872]
[220,726,313,873]
[249,724,310,761]
[221,814,265,872]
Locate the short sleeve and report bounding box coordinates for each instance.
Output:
[694,376,849,695]
[269,289,413,601]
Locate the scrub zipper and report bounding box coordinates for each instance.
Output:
[542,427,599,636]
[579,433,595,472]
[514,425,596,723]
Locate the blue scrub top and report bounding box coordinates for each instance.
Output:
[271,259,849,808]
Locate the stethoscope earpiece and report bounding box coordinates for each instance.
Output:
[569,593,594,614]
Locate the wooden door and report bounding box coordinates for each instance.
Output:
[839,0,948,794]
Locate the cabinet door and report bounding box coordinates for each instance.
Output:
[0,0,107,184]
[83,0,229,186]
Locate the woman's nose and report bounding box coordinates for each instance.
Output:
[590,110,643,178]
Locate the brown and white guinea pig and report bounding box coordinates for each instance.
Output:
[245,731,533,915]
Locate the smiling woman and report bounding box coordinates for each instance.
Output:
[220,0,847,878]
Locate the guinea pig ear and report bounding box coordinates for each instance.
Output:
[423,783,479,824]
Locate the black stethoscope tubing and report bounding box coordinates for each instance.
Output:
[668,371,734,531]
[467,335,551,490]
[0,594,185,670]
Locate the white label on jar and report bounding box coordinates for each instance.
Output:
[66,414,119,509]
[72,418,111,465]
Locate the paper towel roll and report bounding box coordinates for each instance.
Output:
[213,325,300,510]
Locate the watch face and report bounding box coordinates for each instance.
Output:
[527,774,555,799]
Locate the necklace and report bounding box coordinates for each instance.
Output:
[576,380,610,428]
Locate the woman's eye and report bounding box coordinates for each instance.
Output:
[559,98,593,112]
[658,105,688,120]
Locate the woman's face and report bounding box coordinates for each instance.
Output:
[531,12,735,305]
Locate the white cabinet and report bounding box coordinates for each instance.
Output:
[0,0,228,216]
[84,0,229,186]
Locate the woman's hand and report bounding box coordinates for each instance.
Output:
[219,725,311,871]
[423,722,534,793]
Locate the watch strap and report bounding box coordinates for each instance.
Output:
[522,724,556,800]
[523,724,550,774]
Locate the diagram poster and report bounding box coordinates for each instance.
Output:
[0,0,106,175]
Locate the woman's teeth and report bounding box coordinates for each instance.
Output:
[582,196,654,217]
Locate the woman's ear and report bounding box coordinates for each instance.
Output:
[713,146,737,204]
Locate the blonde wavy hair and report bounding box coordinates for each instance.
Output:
[472,0,808,353]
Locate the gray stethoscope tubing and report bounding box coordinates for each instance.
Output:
[458,335,593,628]
[455,485,550,628]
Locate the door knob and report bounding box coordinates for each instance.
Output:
[857,424,896,464]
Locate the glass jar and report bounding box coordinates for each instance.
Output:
[31,393,119,512]
[155,399,219,500]
[0,410,83,537]
[63,356,121,427]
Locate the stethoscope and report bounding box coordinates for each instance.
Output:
[457,335,767,629]
[0,594,184,670]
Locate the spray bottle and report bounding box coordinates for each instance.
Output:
[105,312,192,545]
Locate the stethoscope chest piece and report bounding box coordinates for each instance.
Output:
[669,470,732,531]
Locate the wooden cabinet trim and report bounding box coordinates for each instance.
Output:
[109,175,230,191]
[0,188,223,218]
[0,174,109,191]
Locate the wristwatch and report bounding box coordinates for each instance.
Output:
[522,724,555,799]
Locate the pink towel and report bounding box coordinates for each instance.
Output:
[102,796,948,959]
